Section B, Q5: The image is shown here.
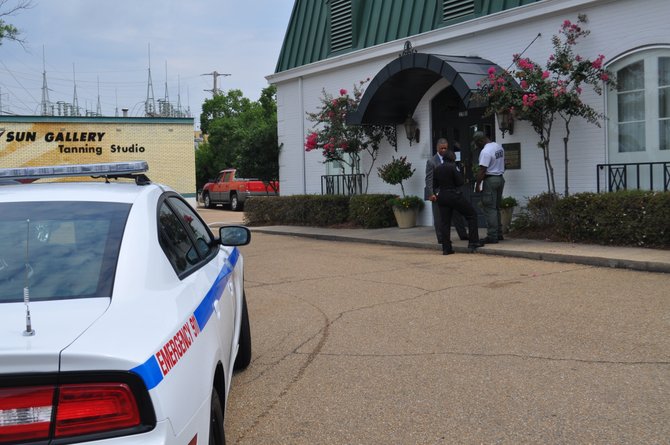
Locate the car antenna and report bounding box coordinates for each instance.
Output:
[23,219,35,336]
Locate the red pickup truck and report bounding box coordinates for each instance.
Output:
[201,168,279,211]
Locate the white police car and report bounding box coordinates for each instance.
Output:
[0,161,251,444]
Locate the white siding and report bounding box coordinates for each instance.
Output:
[271,0,670,226]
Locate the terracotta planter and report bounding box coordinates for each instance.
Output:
[392,206,418,229]
[500,207,514,233]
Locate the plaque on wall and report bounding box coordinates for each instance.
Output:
[502,143,520,170]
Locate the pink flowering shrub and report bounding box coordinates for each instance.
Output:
[475,66,522,117]
[305,80,395,191]
[477,14,616,195]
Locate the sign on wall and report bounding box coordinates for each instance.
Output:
[503,143,521,170]
[0,119,196,194]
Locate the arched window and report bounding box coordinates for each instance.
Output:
[607,47,670,161]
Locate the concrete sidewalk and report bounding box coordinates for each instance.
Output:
[249,225,670,274]
[195,208,669,274]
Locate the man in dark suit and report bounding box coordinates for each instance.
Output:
[424,138,468,244]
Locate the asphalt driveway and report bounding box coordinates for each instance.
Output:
[222,231,669,444]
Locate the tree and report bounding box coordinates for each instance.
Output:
[477,14,615,195]
[234,86,281,192]
[548,15,615,195]
[513,55,561,195]
[304,80,395,192]
[197,89,255,189]
[196,86,281,191]
[0,0,33,46]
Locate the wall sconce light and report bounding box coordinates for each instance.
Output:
[404,115,420,146]
[496,109,514,137]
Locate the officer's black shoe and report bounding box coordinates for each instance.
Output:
[467,241,484,252]
[498,235,505,241]
[480,237,499,244]
[442,242,455,255]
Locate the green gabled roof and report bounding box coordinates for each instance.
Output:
[275,0,543,73]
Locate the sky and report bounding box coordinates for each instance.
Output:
[0,0,295,129]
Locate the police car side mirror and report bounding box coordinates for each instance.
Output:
[219,226,251,246]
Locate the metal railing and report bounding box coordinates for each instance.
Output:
[596,161,670,192]
[321,174,365,196]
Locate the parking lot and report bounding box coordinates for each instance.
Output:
[198,209,669,444]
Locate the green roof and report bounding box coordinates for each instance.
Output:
[275,0,543,73]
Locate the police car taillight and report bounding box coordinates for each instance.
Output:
[0,386,54,443]
[0,383,142,443]
[55,383,141,437]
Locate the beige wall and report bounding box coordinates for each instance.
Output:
[0,118,195,195]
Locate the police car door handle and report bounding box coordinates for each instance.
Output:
[213,299,221,319]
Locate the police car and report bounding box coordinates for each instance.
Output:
[0,161,251,444]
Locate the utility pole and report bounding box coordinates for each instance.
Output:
[201,71,230,97]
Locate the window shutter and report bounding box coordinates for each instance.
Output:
[330,0,352,52]
[443,0,475,22]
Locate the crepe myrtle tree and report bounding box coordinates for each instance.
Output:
[548,14,616,196]
[477,14,615,195]
[304,80,395,193]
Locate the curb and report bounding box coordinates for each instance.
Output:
[250,227,670,274]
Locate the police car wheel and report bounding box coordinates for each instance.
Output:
[209,389,226,445]
[234,292,251,370]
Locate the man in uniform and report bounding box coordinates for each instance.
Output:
[474,132,505,244]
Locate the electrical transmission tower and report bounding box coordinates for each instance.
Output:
[40,48,53,116]
[72,64,80,116]
[202,71,230,97]
[145,44,156,116]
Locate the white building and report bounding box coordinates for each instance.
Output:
[268,0,670,226]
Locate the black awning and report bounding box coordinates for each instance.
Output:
[347,53,503,125]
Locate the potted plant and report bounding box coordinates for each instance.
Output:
[500,196,519,233]
[377,156,424,228]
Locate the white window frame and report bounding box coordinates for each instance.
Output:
[607,46,670,163]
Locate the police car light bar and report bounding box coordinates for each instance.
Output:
[0,161,149,180]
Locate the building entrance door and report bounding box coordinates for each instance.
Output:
[430,86,495,226]
[430,86,495,181]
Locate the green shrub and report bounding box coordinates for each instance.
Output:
[555,190,670,247]
[377,156,415,198]
[304,195,351,226]
[242,196,283,226]
[510,192,560,231]
[349,194,397,228]
[500,196,519,209]
[243,190,670,249]
[388,195,425,210]
[244,195,350,226]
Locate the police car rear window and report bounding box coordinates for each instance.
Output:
[0,202,130,303]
